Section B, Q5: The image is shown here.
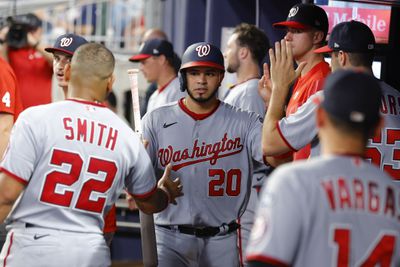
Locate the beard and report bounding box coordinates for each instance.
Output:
[186,86,219,103]
[226,61,239,74]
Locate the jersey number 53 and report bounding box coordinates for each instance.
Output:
[40,149,117,213]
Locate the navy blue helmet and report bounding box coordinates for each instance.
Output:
[179,42,224,91]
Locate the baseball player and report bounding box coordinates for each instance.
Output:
[0,43,183,267]
[262,21,400,180]
[223,22,270,265]
[0,50,23,251]
[270,3,331,161]
[45,33,118,246]
[247,70,400,266]
[129,39,185,113]
[142,42,265,267]
[45,33,88,98]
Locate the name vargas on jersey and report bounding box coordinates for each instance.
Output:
[158,133,243,171]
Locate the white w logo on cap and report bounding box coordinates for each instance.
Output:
[60,37,73,47]
[195,44,210,57]
[288,6,299,18]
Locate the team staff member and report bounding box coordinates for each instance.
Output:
[268,3,330,161]
[129,39,185,113]
[223,22,270,265]
[0,51,23,251]
[142,42,265,267]
[6,13,53,109]
[262,21,400,179]
[247,70,400,266]
[0,43,183,267]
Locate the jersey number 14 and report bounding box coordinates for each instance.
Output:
[333,228,396,267]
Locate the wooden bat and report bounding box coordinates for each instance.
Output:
[127,69,158,267]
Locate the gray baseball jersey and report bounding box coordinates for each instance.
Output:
[366,82,400,180]
[0,99,156,233]
[277,90,321,157]
[278,81,400,178]
[142,99,264,226]
[246,154,400,266]
[147,77,186,113]
[223,78,269,266]
[223,78,265,118]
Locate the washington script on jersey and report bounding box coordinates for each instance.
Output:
[158,133,243,171]
[62,116,119,151]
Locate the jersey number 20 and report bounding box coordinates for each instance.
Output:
[208,169,241,196]
[40,149,117,213]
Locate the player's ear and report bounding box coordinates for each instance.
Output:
[107,74,116,93]
[313,30,325,45]
[239,46,248,60]
[64,63,71,82]
[338,51,346,67]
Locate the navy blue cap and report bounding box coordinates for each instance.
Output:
[45,33,88,55]
[321,70,381,128]
[273,4,328,36]
[314,20,375,54]
[129,39,174,62]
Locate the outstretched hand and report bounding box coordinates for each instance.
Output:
[157,164,183,205]
[258,63,272,106]
[269,39,306,92]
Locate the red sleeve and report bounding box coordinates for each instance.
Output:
[0,59,23,119]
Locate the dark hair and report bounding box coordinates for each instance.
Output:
[233,23,270,64]
[333,51,374,68]
[326,112,377,143]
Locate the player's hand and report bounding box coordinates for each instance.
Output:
[27,31,40,48]
[258,63,272,107]
[141,138,149,149]
[269,40,306,93]
[125,190,139,210]
[157,164,183,205]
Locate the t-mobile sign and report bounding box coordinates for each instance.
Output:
[321,5,391,43]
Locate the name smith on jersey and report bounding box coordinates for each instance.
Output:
[62,117,119,151]
[158,133,243,171]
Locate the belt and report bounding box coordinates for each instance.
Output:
[157,221,240,237]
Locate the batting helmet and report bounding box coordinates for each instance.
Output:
[179,42,224,91]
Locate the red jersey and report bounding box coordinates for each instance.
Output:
[8,47,53,109]
[0,57,23,120]
[286,61,330,160]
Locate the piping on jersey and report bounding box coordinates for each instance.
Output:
[158,133,243,171]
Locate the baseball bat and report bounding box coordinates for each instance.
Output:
[127,69,158,267]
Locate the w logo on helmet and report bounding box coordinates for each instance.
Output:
[195,44,211,57]
[60,37,73,47]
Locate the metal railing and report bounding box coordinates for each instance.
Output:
[2,0,145,54]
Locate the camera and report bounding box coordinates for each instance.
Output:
[5,13,42,49]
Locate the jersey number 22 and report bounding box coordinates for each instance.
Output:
[40,149,117,213]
